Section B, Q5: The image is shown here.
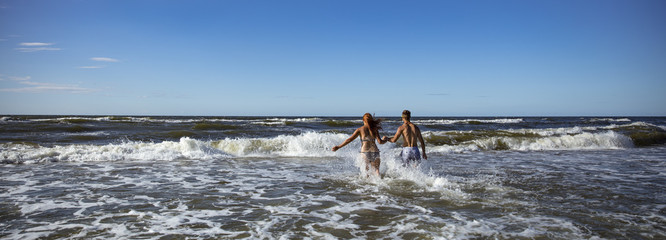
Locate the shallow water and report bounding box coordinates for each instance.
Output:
[1,116,665,239]
[2,148,665,239]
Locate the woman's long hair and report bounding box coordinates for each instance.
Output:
[363,113,383,138]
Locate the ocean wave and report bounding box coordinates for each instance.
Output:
[608,122,666,146]
[413,118,524,125]
[0,133,348,164]
[265,117,323,122]
[422,122,665,151]
[606,121,662,129]
[425,130,634,153]
[17,116,251,124]
[3,124,663,164]
[250,118,327,126]
[212,132,345,157]
[0,138,229,164]
[322,120,360,128]
[191,123,240,130]
[589,118,632,123]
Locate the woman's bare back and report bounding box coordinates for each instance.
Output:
[359,126,379,152]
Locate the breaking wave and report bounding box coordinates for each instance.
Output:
[427,130,634,153]
[413,118,524,125]
[3,124,660,164]
[1,138,229,164]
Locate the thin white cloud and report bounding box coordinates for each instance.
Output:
[0,75,96,93]
[19,42,53,46]
[78,66,105,69]
[16,47,61,52]
[8,76,32,81]
[79,57,118,69]
[16,42,61,52]
[0,85,93,93]
[91,57,119,62]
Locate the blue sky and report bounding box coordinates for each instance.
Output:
[1,0,665,116]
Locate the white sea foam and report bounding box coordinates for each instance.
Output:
[249,117,326,126]
[438,212,588,239]
[213,132,345,157]
[266,117,323,122]
[1,137,229,163]
[507,126,587,136]
[590,118,632,122]
[414,118,524,125]
[608,121,663,129]
[510,121,663,135]
[25,116,251,124]
[426,130,634,153]
[3,145,661,239]
[0,128,640,163]
[3,117,664,239]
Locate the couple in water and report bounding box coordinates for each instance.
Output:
[331,110,427,176]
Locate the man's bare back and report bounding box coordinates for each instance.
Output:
[387,110,427,162]
[398,122,421,147]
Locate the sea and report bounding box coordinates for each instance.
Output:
[1,115,665,239]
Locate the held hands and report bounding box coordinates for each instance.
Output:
[381,136,390,144]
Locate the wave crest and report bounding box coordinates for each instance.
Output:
[1,138,228,164]
[0,126,655,164]
[212,132,345,157]
[414,118,524,125]
[428,131,634,153]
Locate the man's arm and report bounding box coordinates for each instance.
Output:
[416,126,427,160]
[388,125,404,143]
[376,130,388,144]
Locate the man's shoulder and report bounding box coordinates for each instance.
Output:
[408,122,422,132]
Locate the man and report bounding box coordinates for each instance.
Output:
[386,110,427,166]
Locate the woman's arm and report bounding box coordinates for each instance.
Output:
[376,130,388,144]
[332,128,360,151]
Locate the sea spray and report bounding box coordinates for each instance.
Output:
[426,129,635,153]
[0,137,229,163]
[0,129,643,164]
[213,132,346,157]
[1,116,664,239]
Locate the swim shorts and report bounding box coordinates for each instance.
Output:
[400,147,421,165]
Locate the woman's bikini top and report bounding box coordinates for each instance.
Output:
[360,129,374,142]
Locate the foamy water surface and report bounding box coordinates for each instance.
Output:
[1,116,665,239]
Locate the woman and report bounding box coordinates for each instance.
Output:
[332,113,388,176]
